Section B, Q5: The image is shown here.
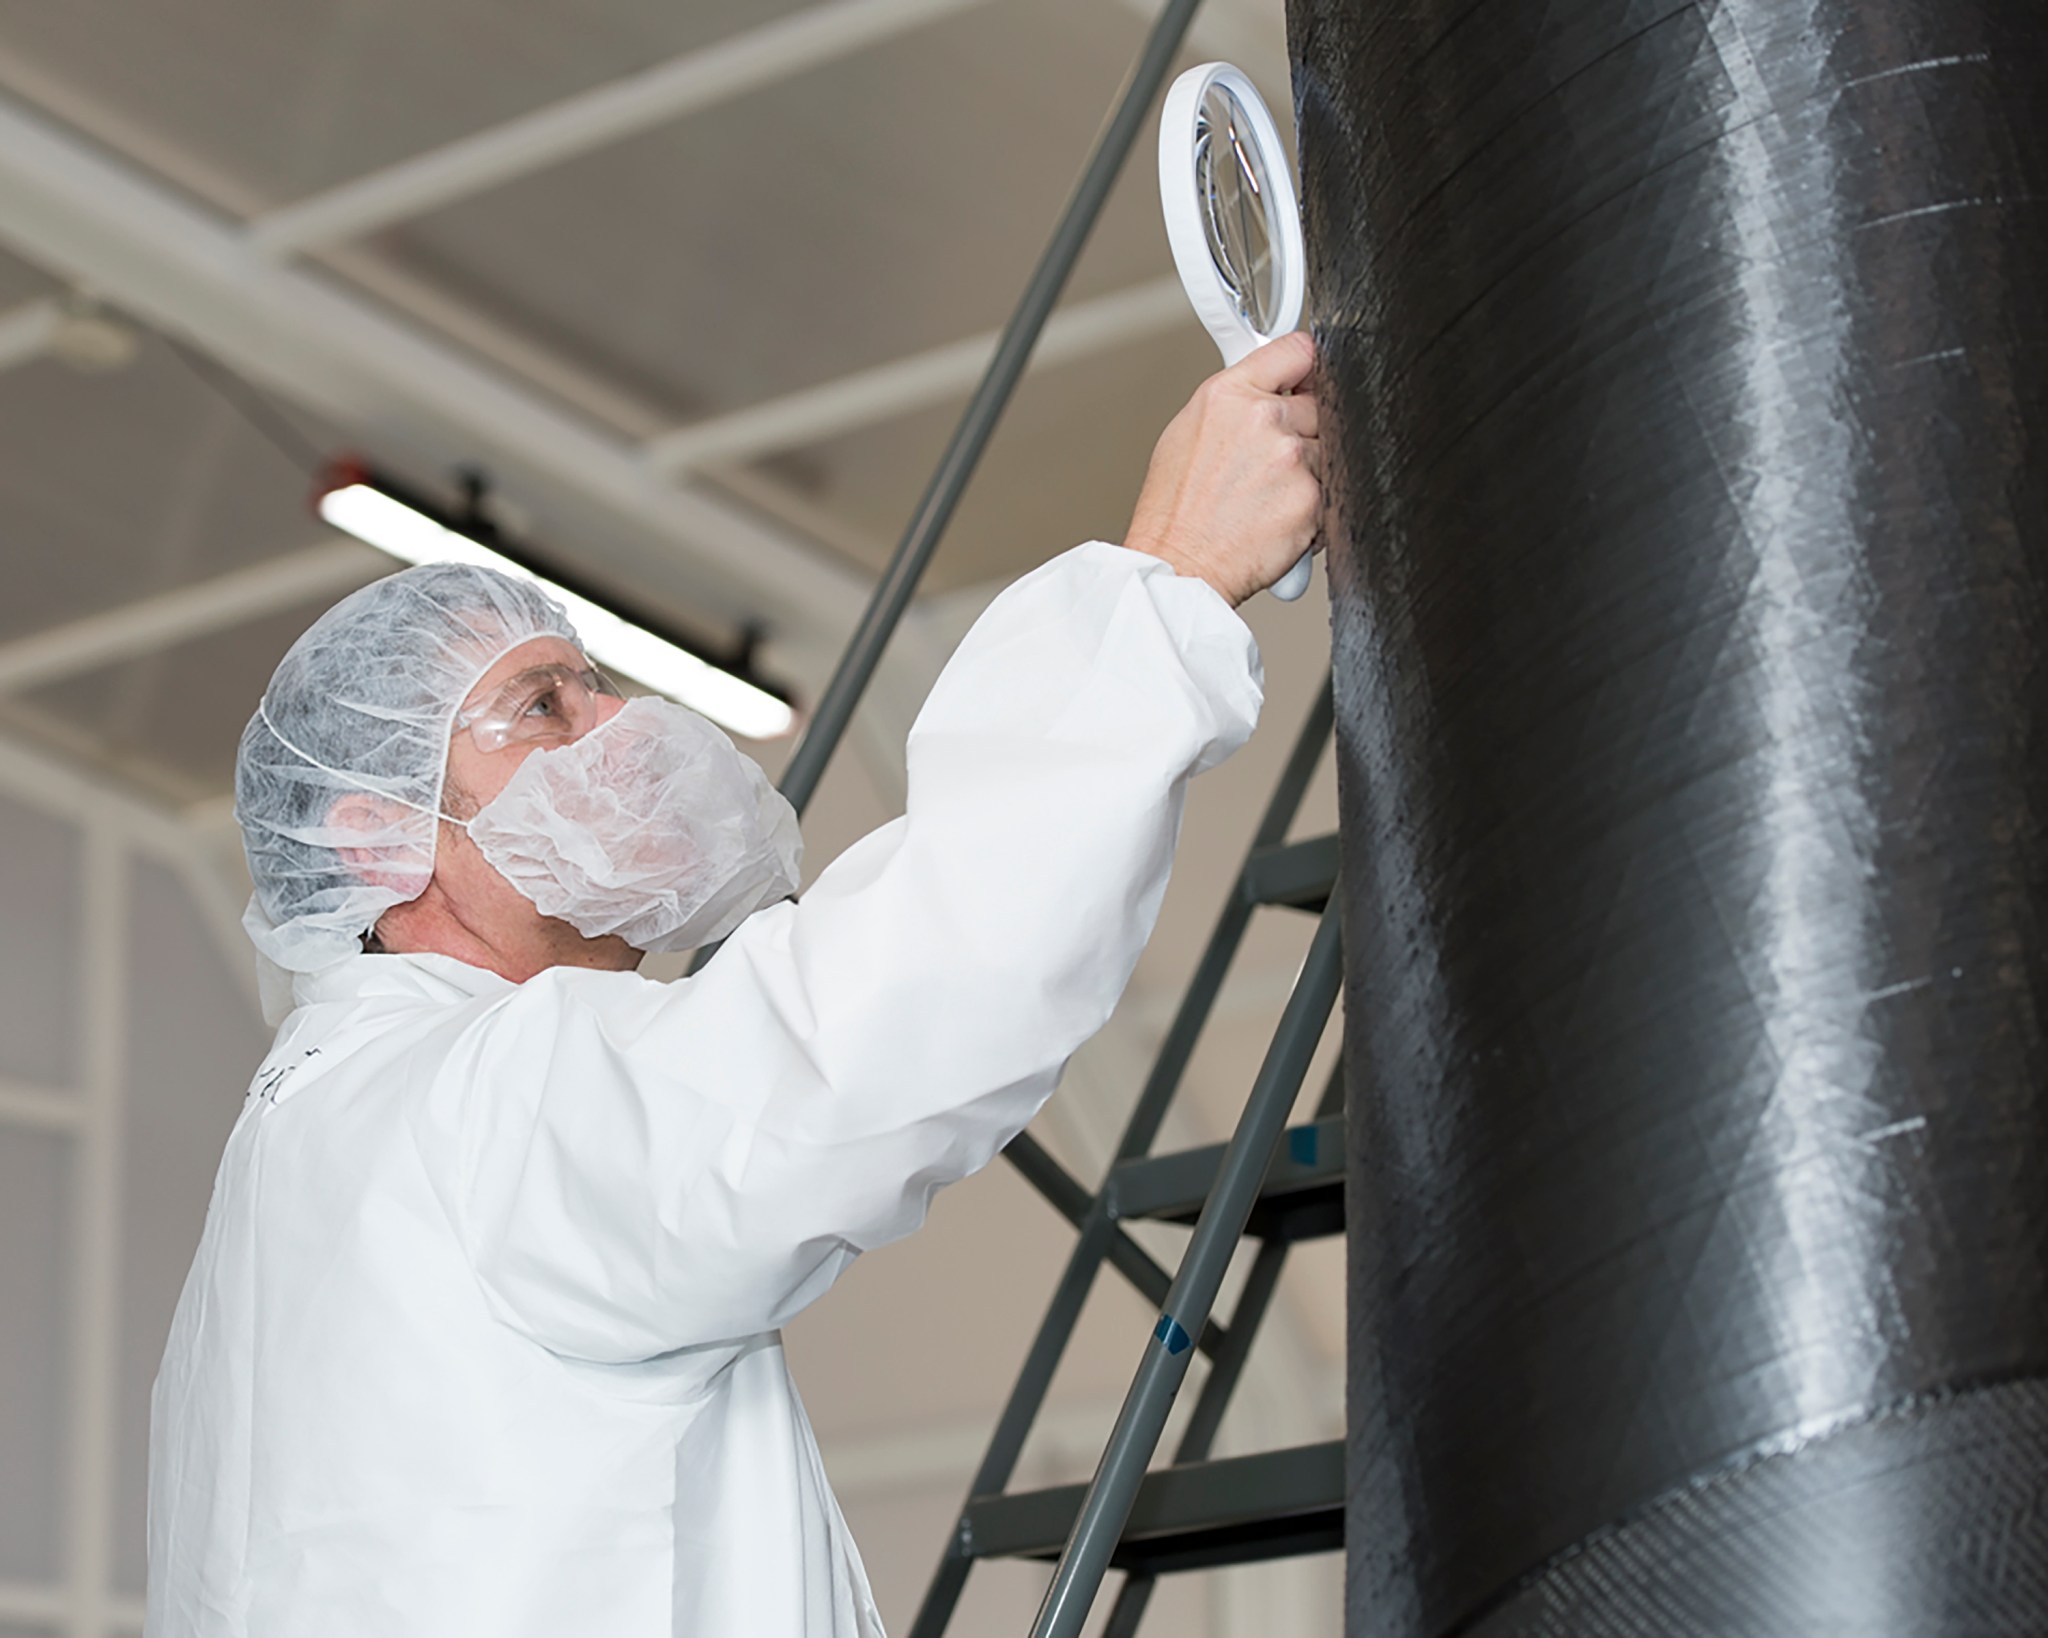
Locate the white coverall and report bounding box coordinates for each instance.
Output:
[145,542,1262,1637]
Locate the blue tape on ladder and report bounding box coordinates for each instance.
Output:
[1289,1125,1319,1167]
[1154,1315,1193,1356]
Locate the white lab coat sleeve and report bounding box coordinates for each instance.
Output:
[428,542,1263,1361]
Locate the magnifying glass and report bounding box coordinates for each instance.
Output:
[1159,62,1313,602]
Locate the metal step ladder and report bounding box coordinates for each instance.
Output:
[908,681,1342,1638]
[746,0,1345,1628]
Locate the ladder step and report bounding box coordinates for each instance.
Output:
[1108,1115,1344,1241]
[1240,831,1338,910]
[960,1442,1342,1575]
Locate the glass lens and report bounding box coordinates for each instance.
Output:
[459,663,620,754]
[1194,83,1280,334]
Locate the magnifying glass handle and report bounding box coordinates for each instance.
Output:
[1215,333,1314,603]
[1270,554,1313,601]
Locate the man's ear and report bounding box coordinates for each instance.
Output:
[327,792,434,895]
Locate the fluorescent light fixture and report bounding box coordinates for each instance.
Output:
[318,477,796,740]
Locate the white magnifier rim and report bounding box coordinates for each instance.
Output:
[1159,62,1306,367]
[1160,62,1315,601]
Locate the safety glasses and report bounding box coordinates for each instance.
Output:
[453,662,622,755]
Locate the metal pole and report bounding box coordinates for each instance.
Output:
[1099,1233,1292,1638]
[774,0,1207,815]
[1029,905,1346,1638]
[1098,1061,1341,1638]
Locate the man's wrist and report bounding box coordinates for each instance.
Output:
[1121,530,1247,608]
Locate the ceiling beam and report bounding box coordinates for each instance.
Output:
[0,540,381,694]
[645,276,1190,472]
[0,89,868,642]
[249,0,996,255]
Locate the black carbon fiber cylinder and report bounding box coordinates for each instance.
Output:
[1288,4,2048,1634]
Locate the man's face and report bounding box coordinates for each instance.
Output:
[422,635,630,957]
[443,635,624,817]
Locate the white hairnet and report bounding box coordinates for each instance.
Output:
[235,562,577,984]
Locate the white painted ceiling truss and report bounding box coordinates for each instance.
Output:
[0,87,862,636]
[0,542,383,696]
[0,0,1216,639]
[644,275,1190,472]
[0,0,1217,701]
[247,0,1001,257]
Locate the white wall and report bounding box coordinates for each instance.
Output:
[0,770,267,1635]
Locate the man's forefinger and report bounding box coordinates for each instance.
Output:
[1229,330,1315,395]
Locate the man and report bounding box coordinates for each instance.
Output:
[146,334,1321,1636]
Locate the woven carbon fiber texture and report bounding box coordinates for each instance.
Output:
[1467,1377,2048,1636]
[1286,2,2048,1633]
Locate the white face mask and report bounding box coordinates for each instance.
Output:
[463,696,802,953]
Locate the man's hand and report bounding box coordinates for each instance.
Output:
[1123,331,1322,608]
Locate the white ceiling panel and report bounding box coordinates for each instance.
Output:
[0,332,346,640]
[365,0,1185,416]
[730,322,1219,590]
[0,0,826,209]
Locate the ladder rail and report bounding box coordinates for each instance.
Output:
[1099,1236,1290,1638]
[1029,905,1346,1638]
[1096,1057,1346,1638]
